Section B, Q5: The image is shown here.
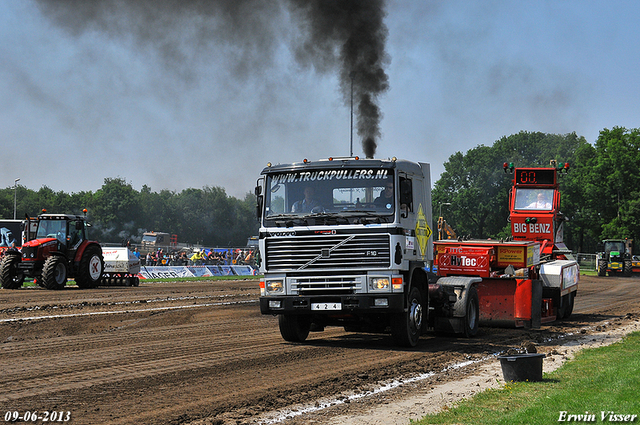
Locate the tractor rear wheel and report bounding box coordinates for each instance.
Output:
[0,253,25,289]
[76,245,104,289]
[41,256,67,290]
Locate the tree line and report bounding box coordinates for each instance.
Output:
[2,126,638,254]
[432,127,640,254]
[0,179,258,248]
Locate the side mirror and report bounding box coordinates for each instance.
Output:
[256,196,263,221]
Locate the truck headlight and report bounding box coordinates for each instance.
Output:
[369,277,390,291]
[266,279,284,294]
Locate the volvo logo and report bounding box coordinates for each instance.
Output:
[268,230,296,237]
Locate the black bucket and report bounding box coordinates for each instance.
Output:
[497,353,545,382]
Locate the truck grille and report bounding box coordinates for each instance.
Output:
[265,233,390,271]
[292,275,362,295]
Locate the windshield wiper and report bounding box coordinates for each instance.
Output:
[343,210,392,224]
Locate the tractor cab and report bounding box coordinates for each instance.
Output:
[505,161,572,260]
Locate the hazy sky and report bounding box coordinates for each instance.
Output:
[1,0,639,198]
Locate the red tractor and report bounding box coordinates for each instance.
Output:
[0,213,104,290]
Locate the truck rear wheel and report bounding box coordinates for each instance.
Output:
[391,287,424,347]
[41,256,67,290]
[278,315,311,342]
[76,246,104,289]
[0,253,25,289]
[462,286,479,337]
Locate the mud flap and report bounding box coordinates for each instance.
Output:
[529,279,542,329]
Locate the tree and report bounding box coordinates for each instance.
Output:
[91,178,141,242]
[580,127,640,245]
[432,131,590,241]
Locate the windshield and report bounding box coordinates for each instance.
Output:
[264,168,394,220]
[514,188,554,211]
[605,241,625,253]
[36,219,66,239]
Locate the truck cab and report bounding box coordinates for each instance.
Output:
[256,157,438,346]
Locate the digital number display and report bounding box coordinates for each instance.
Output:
[515,169,555,186]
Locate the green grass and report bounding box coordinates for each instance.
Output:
[417,331,640,424]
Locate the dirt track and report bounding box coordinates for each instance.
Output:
[1,275,639,425]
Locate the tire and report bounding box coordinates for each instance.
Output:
[391,287,424,347]
[558,292,575,319]
[75,245,104,289]
[41,256,67,290]
[565,292,575,318]
[0,253,25,289]
[597,260,607,277]
[624,260,632,277]
[278,315,311,343]
[462,286,479,338]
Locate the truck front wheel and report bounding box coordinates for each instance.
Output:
[278,315,311,343]
[41,256,67,290]
[597,260,607,277]
[0,253,25,289]
[391,287,424,347]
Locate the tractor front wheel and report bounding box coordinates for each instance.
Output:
[41,256,67,290]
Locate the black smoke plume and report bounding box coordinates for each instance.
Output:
[34,0,390,158]
[288,0,390,158]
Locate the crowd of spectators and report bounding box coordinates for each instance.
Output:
[137,247,257,268]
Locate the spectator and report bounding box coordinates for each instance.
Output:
[206,249,216,264]
[190,249,205,265]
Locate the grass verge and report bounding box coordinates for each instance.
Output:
[417,331,640,424]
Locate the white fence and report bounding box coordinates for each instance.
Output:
[576,253,596,270]
[138,265,258,280]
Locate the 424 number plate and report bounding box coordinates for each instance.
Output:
[311,302,342,311]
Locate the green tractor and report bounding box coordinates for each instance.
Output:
[596,239,633,277]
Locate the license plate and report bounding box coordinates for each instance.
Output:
[311,302,342,311]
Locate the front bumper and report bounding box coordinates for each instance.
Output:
[260,294,405,315]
